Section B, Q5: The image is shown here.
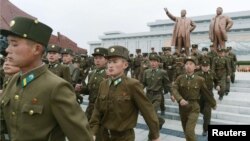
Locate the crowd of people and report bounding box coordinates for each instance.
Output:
[0,6,239,141]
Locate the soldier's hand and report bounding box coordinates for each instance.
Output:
[164,8,168,13]
[180,99,188,106]
[170,95,176,102]
[227,75,231,80]
[212,106,217,110]
[93,136,96,141]
[168,66,172,69]
[152,137,160,141]
[216,85,220,91]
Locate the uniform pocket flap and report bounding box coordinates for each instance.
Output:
[22,104,43,115]
[1,97,10,106]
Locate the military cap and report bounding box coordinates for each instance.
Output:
[129,54,134,57]
[47,44,61,53]
[181,48,186,53]
[201,60,210,66]
[151,47,155,51]
[136,49,141,53]
[225,48,230,52]
[158,52,163,55]
[185,56,197,65]
[92,47,108,56]
[142,53,148,57]
[61,48,73,55]
[192,44,198,48]
[74,56,81,63]
[162,47,171,51]
[107,45,129,60]
[0,17,52,47]
[227,46,232,50]
[202,47,208,52]
[149,53,161,62]
[80,54,87,57]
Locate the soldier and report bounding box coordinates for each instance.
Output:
[0,16,92,141]
[208,44,218,58]
[199,47,213,67]
[225,48,234,95]
[89,45,160,141]
[139,53,150,83]
[79,53,90,81]
[191,44,202,71]
[227,46,237,83]
[173,51,185,80]
[172,56,216,141]
[46,44,71,82]
[133,49,143,79]
[143,53,171,128]
[162,47,175,82]
[196,60,220,136]
[212,48,231,100]
[128,53,134,77]
[61,48,81,87]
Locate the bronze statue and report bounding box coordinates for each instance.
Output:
[209,7,233,49]
[164,8,196,55]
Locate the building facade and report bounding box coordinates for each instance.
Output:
[89,10,250,56]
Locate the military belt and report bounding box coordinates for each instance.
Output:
[104,128,133,137]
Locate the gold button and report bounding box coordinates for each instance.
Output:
[29,110,34,115]
[12,112,16,116]
[1,100,4,104]
[94,77,97,80]
[14,95,19,100]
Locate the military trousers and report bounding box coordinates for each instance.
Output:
[102,128,135,141]
[231,72,235,83]
[160,94,166,112]
[226,77,231,94]
[179,101,200,141]
[199,93,213,132]
[146,92,165,129]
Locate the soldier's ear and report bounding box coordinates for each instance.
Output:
[32,43,44,56]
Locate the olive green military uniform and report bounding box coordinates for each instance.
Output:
[212,48,231,100]
[89,46,160,141]
[85,48,108,120]
[133,49,143,79]
[138,53,150,83]
[128,54,135,77]
[79,54,90,81]
[195,61,219,135]
[47,44,72,83]
[143,53,171,129]
[162,47,176,82]
[0,17,92,141]
[199,47,213,68]
[173,54,185,80]
[172,56,216,141]
[225,49,234,95]
[227,47,237,83]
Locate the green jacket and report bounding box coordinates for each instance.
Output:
[172,74,216,108]
[89,75,159,140]
[0,65,93,141]
[47,62,72,83]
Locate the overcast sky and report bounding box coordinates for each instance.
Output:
[9,0,250,52]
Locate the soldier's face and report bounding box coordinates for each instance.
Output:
[201,65,210,72]
[184,61,196,73]
[62,54,73,64]
[107,57,128,78]
[150,60,159,69]
[47,52,60,63]
[94,55,107,68]
[6,36,40,69]
[3,57,20,75]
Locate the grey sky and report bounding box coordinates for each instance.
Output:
[9,0,250,52]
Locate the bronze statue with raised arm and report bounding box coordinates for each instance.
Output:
[164,8,196,56]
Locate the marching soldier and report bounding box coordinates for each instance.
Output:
[79,53,90,81]
[46,44,71,82]
[0,16,92,141]
[212,48,231,100]
[172,56,216,141]
[162,47,175,82]
[191,44,202,72]
[143,53,171,129]
[225,48,234,95]
[89,45,160,141]
[133,49,143,79]
[199,47,213,67]
[139,53,150,83]
[196,60,220,136]
[173,51,185,80]
[227,46,237,83]
[128,53,134,77]
[208,44,218,58]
